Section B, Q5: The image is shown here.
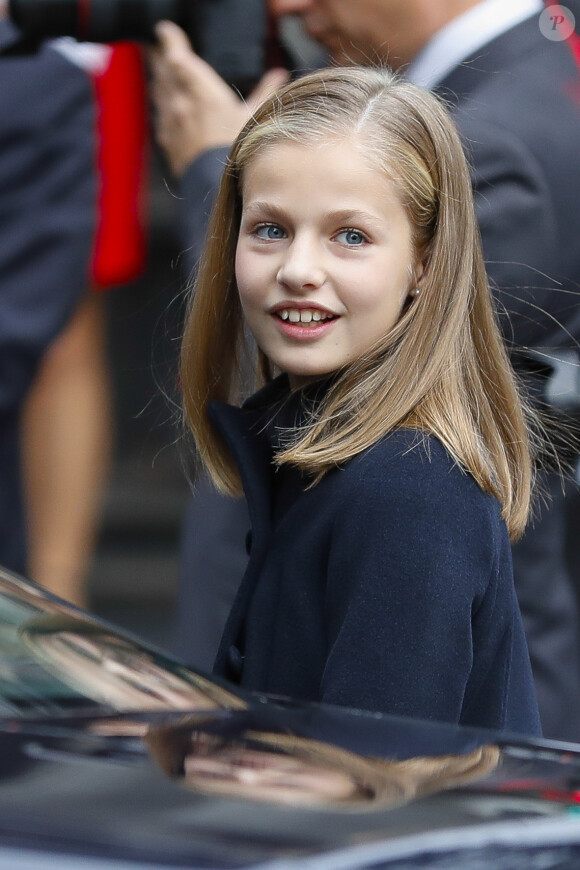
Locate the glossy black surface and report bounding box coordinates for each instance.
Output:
[0,566,579,868]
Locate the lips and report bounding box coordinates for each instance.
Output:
[267,302,341,341]
[269,307,340,343]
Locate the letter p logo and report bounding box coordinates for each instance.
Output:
[539,4,576,40]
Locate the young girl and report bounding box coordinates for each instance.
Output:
[180,67,541,735]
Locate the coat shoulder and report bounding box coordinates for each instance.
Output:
[332,429,506,558]
[347,429,498,512]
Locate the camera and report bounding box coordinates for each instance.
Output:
[7,0,266,90]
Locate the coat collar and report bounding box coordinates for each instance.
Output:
[208,374,332,545]
[207,387,280,553]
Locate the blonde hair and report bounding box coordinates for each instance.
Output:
[226,732,501,810]
[146,718,500,811]
[181,66,535,539]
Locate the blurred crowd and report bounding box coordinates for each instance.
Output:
[3,0,580,742]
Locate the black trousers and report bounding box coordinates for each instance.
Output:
[513,472,580,741]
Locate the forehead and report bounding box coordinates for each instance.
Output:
[240,137,409,223]
[243,136,380,186]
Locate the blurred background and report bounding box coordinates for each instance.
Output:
[88,144,188,651]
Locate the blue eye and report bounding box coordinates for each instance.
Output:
[336,229,367,246]
[255,224,286,240]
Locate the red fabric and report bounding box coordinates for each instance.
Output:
[91,42,148,289]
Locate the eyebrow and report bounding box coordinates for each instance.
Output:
[328,209,385,228]
[241,202,386,228]
[241,201,286,220]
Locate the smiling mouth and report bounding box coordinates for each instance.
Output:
[275,308,338,327]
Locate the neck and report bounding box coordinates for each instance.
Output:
[389,0,487,68]
[429,0,489,30]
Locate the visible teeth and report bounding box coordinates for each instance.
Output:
[277,308,334,325]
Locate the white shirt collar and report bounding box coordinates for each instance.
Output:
[406,0,544,90]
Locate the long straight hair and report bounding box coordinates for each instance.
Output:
[181,67,536,540]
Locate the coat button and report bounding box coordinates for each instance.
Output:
[227,645,244,679]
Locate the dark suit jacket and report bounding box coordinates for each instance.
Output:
[0,24,97,572]
[209,377,541,736]
[435,15,580,391]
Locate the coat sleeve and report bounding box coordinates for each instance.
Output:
[460,115,563,351]
[320,441,519,726]
[179,146,230,276]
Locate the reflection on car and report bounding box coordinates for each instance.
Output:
[0,565,579,867]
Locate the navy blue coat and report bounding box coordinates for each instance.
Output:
[210,377,541,736]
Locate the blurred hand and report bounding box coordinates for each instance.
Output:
[150,21,289,178]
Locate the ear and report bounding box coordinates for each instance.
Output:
[414,259,425,285]
[407,259,425,299]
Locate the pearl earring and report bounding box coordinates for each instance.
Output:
[411,287,421,296]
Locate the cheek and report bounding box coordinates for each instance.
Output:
[235,246,273,312]
[349,280,410,341]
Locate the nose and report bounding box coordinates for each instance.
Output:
[276,236,326,292]
[268,0,313,16]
